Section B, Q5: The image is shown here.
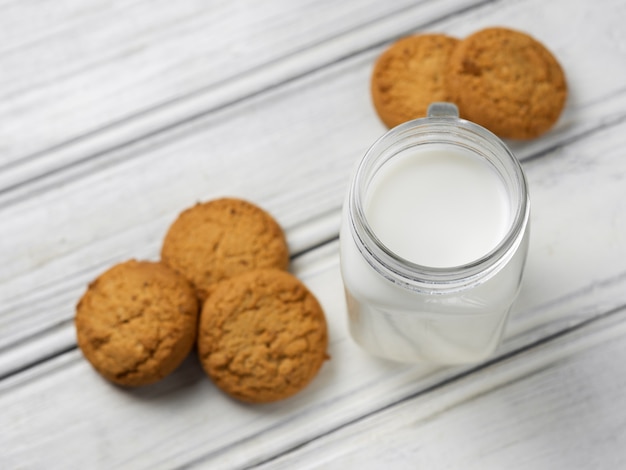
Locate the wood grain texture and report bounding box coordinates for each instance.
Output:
[0,0,482,187]
[0,0,490,359]
[2,116,626,466]
[2,0,626,365]
[260,305,626,469]
[2,0,626,468]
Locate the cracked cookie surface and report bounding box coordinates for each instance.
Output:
[75,260,198,387]
[198,269,328,403]
[161,198,289,302]
[446,27,567,139]
[371,34,459,128]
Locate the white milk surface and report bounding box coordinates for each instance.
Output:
[365,145,511,267]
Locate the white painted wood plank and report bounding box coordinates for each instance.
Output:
[1,235,626,468]
[0,0,478,171]
[2,0,626,363]
[260,305,626,470]
[3,114,626,465]
[0,254,411,470]
[1,1,626,466]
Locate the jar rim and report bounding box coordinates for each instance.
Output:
[348,113,530,293]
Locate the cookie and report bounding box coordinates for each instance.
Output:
[371,34,460,128]
[446,27,567,139]
[161,198,289,302]
[75,260,199,387]
[197,269,328,403]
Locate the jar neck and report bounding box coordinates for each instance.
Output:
[348,105,530,293]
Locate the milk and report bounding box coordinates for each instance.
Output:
[340,127,530,364]
[365,145,511,267]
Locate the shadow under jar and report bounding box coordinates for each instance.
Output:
[340,103,530,364]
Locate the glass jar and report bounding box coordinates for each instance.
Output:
[339,103,530,364]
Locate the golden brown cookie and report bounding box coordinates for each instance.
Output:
[371,34,460,128]
[446,27,567,139]
[75,260,199,387]
[161,198,290,302]
[198,269,329,403]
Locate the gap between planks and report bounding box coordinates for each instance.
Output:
[251,301,626,469]
[3,240,626,468]
[0,0,489,203]
[0,209,342,380]
[3,102,626,380]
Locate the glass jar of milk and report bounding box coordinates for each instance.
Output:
[340,103,530,364]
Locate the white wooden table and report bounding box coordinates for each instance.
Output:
[2,0,626,468]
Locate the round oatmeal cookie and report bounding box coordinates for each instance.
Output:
[198,269,329,403]
[75,260,199,387]
[161,198,289,302]
[371,33,460,128]
[446,27,567,139]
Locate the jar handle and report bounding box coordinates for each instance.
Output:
[427,102,459,119]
